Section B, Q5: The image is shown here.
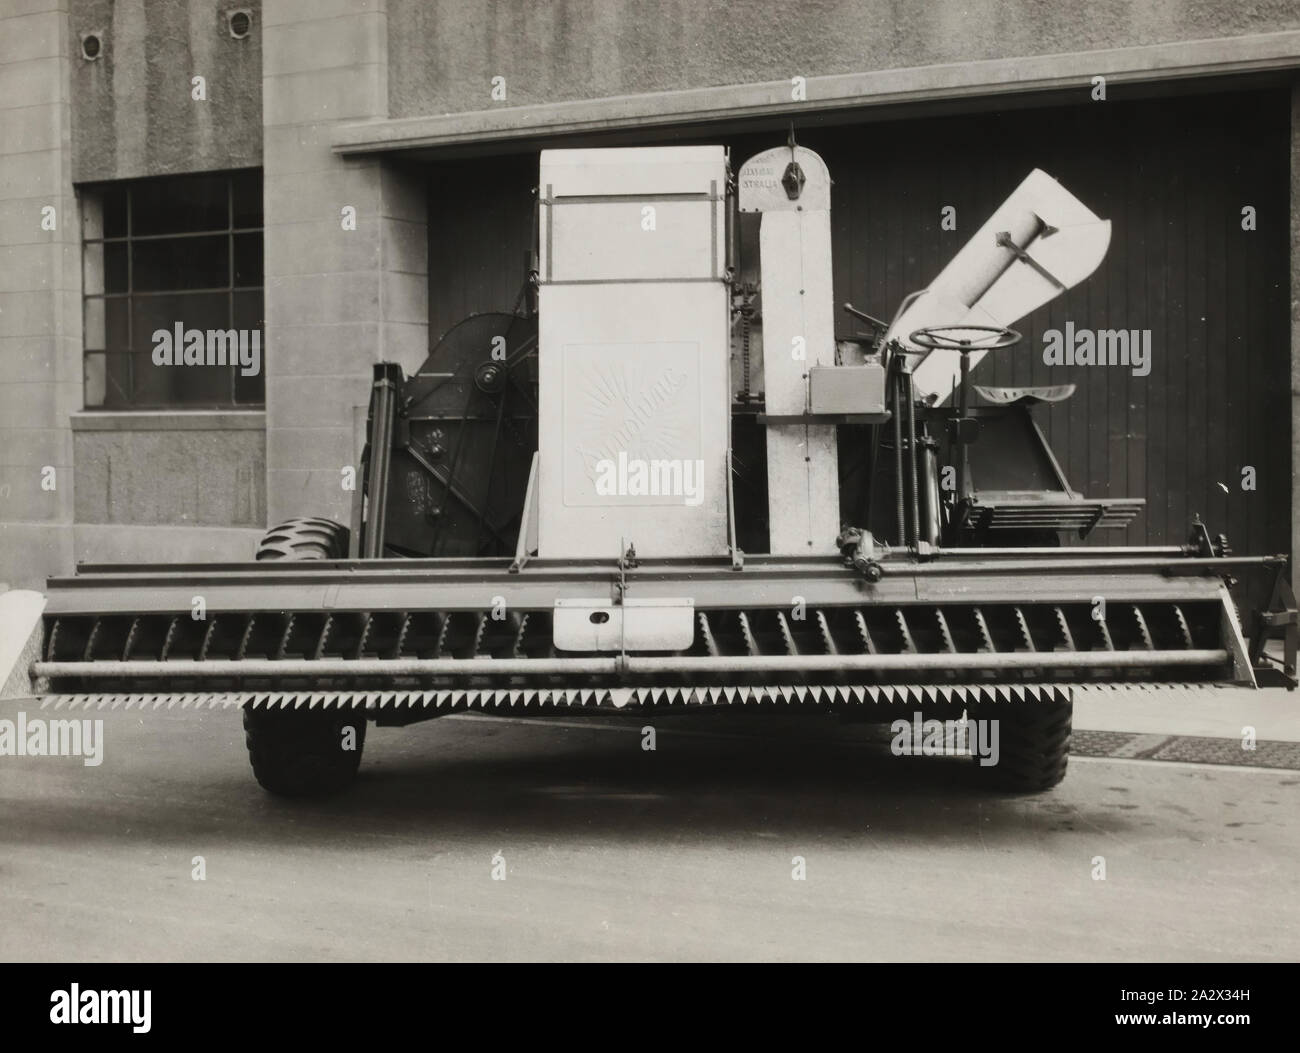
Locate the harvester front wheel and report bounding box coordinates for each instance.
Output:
[982,695,1072,793]
[243,707,366,797]
[246,516,364,796]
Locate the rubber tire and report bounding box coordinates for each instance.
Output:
[255,517,350,560]
[980,694,1072,793]
[244,707,366,797]
[246,515,363,796]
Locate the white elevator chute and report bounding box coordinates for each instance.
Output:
[886,169,1111,403]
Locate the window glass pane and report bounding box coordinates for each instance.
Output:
[85,241,128,294]
[131,296,233,406]
[132,292,230,355]
[231,170,262,229]
[131,173,229,236]
[87,352,132,408]
[232,290,264,331]
[233,232,262,287]
[82,171,264,408]
[133,350,234,406]
[83,242,104,296]
[102,186,128,238]
[106,297,129,350]
[84,352,106,407]
[234,365,265,405]
[131,235,228,291]
[233,290,265,404]
[105,242,128,294]
[83,297,105,350]
[133,293,231,406]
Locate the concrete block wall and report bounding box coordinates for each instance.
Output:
[386,0,1300,118]
[69,0,263,182]
[262,0,426,526]
[71,412,265,527]
[0,0,79,588]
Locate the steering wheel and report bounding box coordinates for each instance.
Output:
[908,324,1021,353]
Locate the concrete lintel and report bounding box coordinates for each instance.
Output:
[334,31,1300,155]
[72,522,264,564]
[70,410,267,432]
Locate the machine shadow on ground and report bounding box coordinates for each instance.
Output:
[237,712,1142,846]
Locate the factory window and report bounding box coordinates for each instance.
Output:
[80,169,264,409]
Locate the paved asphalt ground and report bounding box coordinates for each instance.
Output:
[1,695,1297,962]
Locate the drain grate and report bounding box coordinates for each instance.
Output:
[1072,729,1300,769]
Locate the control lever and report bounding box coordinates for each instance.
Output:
[842,302,888,330]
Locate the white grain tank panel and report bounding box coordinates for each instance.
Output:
[537,147,731,560]
[538,283,730,559]
[539,147,726,283]
[540,147,729,197]
[548,199,718,282]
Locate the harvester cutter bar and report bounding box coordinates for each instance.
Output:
[33,682,1221,714]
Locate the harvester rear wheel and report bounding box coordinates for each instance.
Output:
[243,707,366,797]
[982,695,1072,793]
[246,516,364,796]
[255,517,350,560]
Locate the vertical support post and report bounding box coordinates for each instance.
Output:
[904,365,920,550]
[361,363,401,559]
[738,145,838,554]
[892,361,906,547]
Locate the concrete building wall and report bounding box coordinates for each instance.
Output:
[0,0,80,589]
[64,1,267,583]
[386,0,1300,118]
[71,411,265,526]
[261,0,426,527]
[69,0,263,182]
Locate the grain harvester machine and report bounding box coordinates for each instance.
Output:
[5,141,1294,796]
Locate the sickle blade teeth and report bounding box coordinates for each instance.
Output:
[775,611,798,655]
[933,609,956,654]
[199,615,219,661]
[312,615,334,661]
[81,619,100,661]
[1013,607,1035,652]
[894,609,916,654]
[698,612,719,656]
[275,614,296,661]
[236,615,255,661]
[511,613,529,658]
[816,610,837,655]
[122,617,140,661]
[854,611,877,654]
[1053,606,1075,652]
[1131,605,1154,650]
[436,612,454,659]
[353,613,373,659]
[1094,609,1115,650]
